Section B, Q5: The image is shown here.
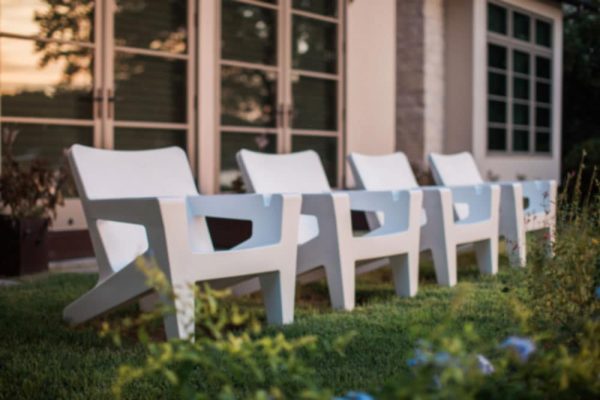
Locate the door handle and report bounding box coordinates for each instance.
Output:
[94,89,103,118]
[276,104,285,128]
[286,104,295,123]
[107,89,115,119]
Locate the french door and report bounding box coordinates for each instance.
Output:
[0,0,195,229]
[218,0,344,192]
[0,0,195,166]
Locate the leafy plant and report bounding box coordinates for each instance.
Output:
[527,152,600,346]
[0,127,70,220]
[103,258,346,400]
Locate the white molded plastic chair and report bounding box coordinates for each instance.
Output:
[429,152,556,267]
[235,149,423,310]
[63,145,301,340]
[349,152,500,286]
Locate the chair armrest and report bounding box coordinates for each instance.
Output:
[84,197,166,224]
[447,184,500,223]
[302,190,422,237]
[345,189,423,234]
[187,193,302,249]
[520,180,556,214]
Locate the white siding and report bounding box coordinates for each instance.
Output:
[345,0,397,186]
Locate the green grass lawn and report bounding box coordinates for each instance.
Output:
[0,252,527,399]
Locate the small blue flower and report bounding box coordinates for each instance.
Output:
[595,286,600,299]
[476,354,495,375]
[501,336,536,362]
[334,391,375,400]
[407,349,429,367]
[433,351,451,365]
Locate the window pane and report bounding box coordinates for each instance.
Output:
[536,82,551,104]
[488,127,506,151]
[488,44,507,70]
[221,0,277,65]
[536,56,551,79]
[513,129,529,151]
[513,12,530,41]
[535,131,551,153]
[292,76,337,130]
[513,50,530,74]
[114,128,186,151]
[0,38,93,120]
[488,3,507,34]
[292,0,337,17]
[221,66,277,127]
[1,123,92,167]
[488,100,506,123]
[536,106,551,128]
[292,135,337,186]
[0,0,94,42]
[220,132,277,192]
[114,53,186,123]
[488,72,506,96]
[513,77,530,100]
[292,16,337,74]
[115,0,187,54]
[513,104,529,125]
[536,20,552,47]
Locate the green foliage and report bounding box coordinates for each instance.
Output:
[103,258,336,400]
[527,154,600,345]
[0,127,70,220]
[374,155,600,400]
[562,1,600,162]
[378,320,600,400]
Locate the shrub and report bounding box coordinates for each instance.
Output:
[103,258,343,400]
[527,153,600,346]
[0,127,70,220]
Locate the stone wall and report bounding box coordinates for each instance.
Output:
[395,0,445,167]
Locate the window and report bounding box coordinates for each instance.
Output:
[486,2,553,154]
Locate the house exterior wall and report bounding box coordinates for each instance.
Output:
[444,0,473,154]
[346,0,397,186]
[446,0,563,181]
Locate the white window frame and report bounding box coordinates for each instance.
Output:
[486,0,554,156]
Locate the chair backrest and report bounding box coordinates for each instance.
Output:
[68,145,199,278]
[69,145,198,200]
[428,152,484,186]
[236,149,331,194]
[348,152,419,191]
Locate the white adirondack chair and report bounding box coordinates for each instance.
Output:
[234,149,423,311]
[63,145,302,340]
[429,152,556,267]
[348,152,500,287]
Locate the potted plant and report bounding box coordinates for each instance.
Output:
[0,128,69,276]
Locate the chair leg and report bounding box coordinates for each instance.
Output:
[504,227,527,268]
[324,259,355,311]
[544,225,555,258]
[259,268,295,325]
[389,251,419,297]
[162,282,195,341]
[431,244,457,287]
[230,277,261,297]
[63,267,149,325]
[139,292,161,312]
[474,238,498,276]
